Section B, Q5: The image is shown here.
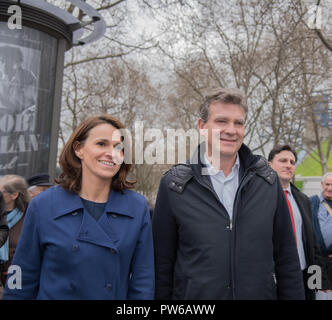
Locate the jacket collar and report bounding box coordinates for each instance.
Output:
[290,182,300,194]
[190,143,275,185]
[53,186,134,219]
[190,142,258,174]
[203,151,240,176]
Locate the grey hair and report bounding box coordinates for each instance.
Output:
[322,172,332,183]
[199,87,248,123]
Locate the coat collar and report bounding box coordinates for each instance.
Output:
[190,142,258,170]
[53,185,134,220]
[189,142,276,185]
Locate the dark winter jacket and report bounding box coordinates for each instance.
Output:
[152,143,305,300]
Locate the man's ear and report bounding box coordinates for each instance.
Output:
[268,161,275,171]
[198,119,206,134]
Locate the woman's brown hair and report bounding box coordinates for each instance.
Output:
[57,114,135,194]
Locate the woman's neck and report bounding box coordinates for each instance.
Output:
[79,177,111,203]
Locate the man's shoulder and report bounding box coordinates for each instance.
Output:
[162,163,194,193]
[251,156,277,185]
[309,194,320,205]
[290,183,309,199]
[290,184,312,209]
[309,193,320,200]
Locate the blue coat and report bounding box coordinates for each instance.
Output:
[3,185,154,300]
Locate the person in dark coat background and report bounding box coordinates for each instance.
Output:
[152,88,305,300]
[3,114,154,300]
[26,173,53,199]
[268,144,328,300]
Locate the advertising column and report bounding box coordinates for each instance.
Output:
[0,22,58,177]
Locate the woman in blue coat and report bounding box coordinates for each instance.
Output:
[3,115,154,299]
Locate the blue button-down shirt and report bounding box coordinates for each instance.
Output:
[204,153,240,220]
[318,193,332,249]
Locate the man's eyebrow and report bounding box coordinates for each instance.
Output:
[214,116,244,121]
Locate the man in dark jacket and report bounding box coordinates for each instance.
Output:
[26,173,53,199]
[268,144,328,299]
[152,88,305,300]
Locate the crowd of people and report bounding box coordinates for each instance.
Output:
[0,88,331,300]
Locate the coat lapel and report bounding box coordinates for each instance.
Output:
[77,208,118,251]
[53,186,134,251]
[291,186,309,225]
[291,185,310,247]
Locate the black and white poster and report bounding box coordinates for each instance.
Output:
[0,22,58,177]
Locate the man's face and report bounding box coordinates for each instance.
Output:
[198,102,245,161]
[322,175,332,200]
[28,185,50,198]
[269,150,296,187]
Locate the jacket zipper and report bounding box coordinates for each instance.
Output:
[194,167,256,295]
[229,169,255,298]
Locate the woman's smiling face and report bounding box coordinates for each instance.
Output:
[74,123,124,184]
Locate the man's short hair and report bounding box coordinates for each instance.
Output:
[322,172,332,183]
[199,88,248,122]
[268,144,298,162]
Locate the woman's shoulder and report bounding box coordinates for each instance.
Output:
[111,189,148,215]
[30,185,64,199]
[106,189,149,221]
[26,186,82,223]
[123,188,145,199]
[121,189,148,206]
[28,185,76,209]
